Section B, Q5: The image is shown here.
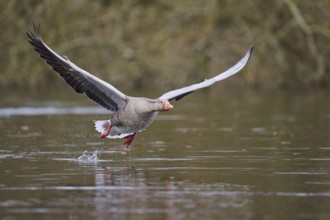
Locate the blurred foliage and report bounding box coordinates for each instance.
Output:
[0,0,329,91]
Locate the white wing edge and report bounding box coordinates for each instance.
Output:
[159,46,254,101]
[39,37,127,99]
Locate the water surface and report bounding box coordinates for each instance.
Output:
[1,88,330,219]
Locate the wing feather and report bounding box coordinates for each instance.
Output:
[27,22,126,112]
[159,46,254,101]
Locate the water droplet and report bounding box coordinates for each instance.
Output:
[77,150,98,163]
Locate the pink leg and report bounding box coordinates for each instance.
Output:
[100,125,112,138]
[123,133,136,149]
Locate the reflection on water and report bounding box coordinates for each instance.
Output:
[1,89,330,219]
[92,165,252,220]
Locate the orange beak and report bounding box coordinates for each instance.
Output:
[163,101,174,111]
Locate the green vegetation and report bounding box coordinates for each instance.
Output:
[1,0,329,90]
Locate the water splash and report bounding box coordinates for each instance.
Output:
[77,150,98,163]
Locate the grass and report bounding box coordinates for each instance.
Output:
[1,0,329,90]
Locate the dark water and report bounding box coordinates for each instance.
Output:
[1,88,330,220]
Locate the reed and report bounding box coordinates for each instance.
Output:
[1,0,329,90]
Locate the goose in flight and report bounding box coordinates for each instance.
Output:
[27,22,253,149]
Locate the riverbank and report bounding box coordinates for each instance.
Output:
[1,1,329,90]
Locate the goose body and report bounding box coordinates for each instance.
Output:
[27,22,253,148]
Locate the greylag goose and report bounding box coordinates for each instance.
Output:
[27,22,253,149]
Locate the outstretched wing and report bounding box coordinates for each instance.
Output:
[159,46,253,101]
[27,22,127,113]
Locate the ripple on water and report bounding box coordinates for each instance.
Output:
[0,106,108,117]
